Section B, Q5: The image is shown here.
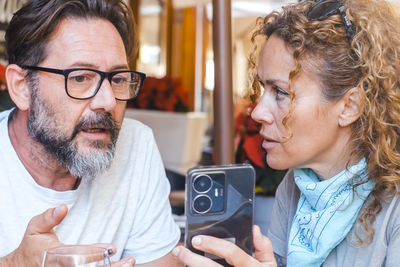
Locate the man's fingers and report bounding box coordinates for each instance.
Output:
[13,206,68,267]
[253,225,276,265]
[110,256,135,267]
[80,245,134,267]
[173,246,222,267]
[86,243,117,256]
[26,205,68,235]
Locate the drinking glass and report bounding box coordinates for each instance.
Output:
[42,245,111,267]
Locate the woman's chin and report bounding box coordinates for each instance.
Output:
[266,157,289,171]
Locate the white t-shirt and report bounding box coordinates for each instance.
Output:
[0,109,180,264]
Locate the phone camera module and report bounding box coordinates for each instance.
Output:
[192,195,212,213]
[193,175,212,193]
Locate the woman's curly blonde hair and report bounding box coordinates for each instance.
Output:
[248,0,400,246]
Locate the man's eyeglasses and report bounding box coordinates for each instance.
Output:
[306,0,356,44]
[21,65,146,101]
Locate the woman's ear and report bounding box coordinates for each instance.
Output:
[338,87,363,127]
[6,64,31,111]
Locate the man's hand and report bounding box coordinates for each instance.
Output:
[172,225,277,267]
[0,205,136,267]
[0,205,68,266]
[111,257,135,266]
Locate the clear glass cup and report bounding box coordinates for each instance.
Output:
[42,245,111,267]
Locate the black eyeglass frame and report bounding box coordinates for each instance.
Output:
[306,0,356,45]
[21,65,146,101]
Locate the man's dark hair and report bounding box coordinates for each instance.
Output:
[5,0,137,66]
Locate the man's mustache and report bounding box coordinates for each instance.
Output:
[70,112,118,141]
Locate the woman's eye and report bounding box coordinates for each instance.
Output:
[257,78,289,101]
[272,85,289,96]
[257,79,264,89]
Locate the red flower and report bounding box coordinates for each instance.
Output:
[234,102,287,195]
[0,64,6,90]
[243,134,265,168]
[235,103,266,168]
[127,76,189,112]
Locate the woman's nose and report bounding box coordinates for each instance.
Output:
[251,99,274,125]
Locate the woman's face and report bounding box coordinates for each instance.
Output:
[251,34,351,178]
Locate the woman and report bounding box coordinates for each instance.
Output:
[173,0,400,266]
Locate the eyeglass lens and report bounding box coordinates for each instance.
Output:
[67,70,140,100]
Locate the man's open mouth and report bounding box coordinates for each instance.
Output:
[82,128,107,133]
[80,125,111,134]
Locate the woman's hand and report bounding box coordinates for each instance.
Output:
[173,225,276,267]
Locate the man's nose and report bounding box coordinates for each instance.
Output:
[89,78,117,112]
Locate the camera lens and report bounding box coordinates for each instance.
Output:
[193,175,212,193]
[192,195,212,214]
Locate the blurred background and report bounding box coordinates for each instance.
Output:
[1,0,400,232]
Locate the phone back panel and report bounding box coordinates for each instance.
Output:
[184,164,255,266]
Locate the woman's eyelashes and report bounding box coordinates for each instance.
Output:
[258,79,289,100]
[272,85,289,97]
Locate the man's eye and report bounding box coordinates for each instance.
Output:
[69,72,95,83]
[112,77,126,85]
[72,75,87,83]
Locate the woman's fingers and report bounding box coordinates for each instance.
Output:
[188,235,256,267]
[253,225,276,266]
[191,235,248,266]
[173,245,222,267]
[174,230,276,267]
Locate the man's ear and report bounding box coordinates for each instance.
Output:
[338,87,363,127]
[6,64,31,111]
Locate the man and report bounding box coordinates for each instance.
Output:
[0,0,180,266]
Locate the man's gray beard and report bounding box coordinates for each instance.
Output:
[26,78,120,180]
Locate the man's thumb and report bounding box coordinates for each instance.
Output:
[26,205,68,235]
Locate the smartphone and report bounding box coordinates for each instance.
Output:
[184,164,255,266]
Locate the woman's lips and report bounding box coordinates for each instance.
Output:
[260,134,279,150]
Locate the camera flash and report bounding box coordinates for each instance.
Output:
[214,188,219,197]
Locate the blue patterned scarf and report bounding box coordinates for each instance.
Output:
[287,159,374,267]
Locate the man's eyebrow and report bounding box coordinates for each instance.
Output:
[69,62,129,70]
